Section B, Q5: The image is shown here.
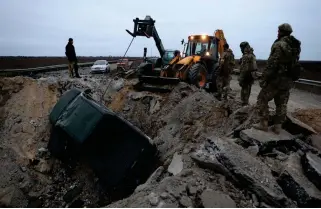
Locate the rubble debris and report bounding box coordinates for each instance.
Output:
[149,98,161,114]
[186,183,198,196]
[191,148,232,179]
[259,201,273,208]
[240,127,294,145]
[194,137,287,207]
[277,154,321,207]
[135,166,165,193]
[33,159,53,174]
[2,73,321,208]
[246,145,259,156]
[179,195,193,207]
[200,189,236,208]
[0,186,28,207]
[294,138,321,154]
[224,105,258,138]
[68,198,84,208]
[168,152,183,176]
[258,134,303,156]
[148,192,160,206]
[309,134,321,152]
[63,184,84,203]
[20,166,27,172]
[27,197,43,208]
[251,193,259,207]
[301,152,321,191]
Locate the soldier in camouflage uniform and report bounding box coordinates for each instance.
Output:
[239,42,257,106]
[253,23,301,134]
[216,43,235,100]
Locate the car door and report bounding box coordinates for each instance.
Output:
[105,61,110,72]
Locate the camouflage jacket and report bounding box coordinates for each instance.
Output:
[239,46,257,84]
[261,36,296,89]
[219,48,235,77]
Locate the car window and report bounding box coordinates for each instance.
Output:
[94,60,106,65]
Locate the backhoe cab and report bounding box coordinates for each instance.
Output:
[160,30,226,91]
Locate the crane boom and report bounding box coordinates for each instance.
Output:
[126,16,165,57]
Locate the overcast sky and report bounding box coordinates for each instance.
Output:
[0,0,320,60]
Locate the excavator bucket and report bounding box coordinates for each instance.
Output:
[134,75,180,93]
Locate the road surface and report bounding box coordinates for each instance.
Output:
[38,65,321,113]
[230,75,321,112]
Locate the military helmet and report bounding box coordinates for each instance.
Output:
[240,41,249,49]
[278,23,293,34]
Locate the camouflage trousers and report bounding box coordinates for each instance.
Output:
[216,76,231,99]
[241,83,252,105]
[256,84,290,124]
[68,61,75,77]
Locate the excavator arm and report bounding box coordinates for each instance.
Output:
[126,16,166,57]
[214,30,227,58]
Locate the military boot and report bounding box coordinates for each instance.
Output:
[74,63,81,78]
[272,124,282,134]
[252,119,268,132]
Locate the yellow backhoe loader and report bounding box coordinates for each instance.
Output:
[126,16,227,92]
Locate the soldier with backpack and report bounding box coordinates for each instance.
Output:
[216,43,235,100]
[239,41,258,106]
[253,23,301,134]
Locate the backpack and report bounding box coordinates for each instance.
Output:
[220,50,235,76]
[285,36,302,81]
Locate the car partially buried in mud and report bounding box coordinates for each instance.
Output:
[48,88,159,200]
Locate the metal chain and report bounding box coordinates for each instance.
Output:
[101,36,135,103]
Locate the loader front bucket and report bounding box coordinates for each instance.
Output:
[139,75,180,85]
[134,75,181,93]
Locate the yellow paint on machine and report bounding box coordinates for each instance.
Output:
[176,55,201,66]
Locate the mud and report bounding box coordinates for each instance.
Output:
[293,109,321,133]
[1,69,321,207]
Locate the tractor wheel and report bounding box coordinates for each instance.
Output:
[188,63,207,88]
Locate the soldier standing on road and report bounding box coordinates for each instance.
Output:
[65,38,81,78]
[238,42,257,106]
[253,23,301,134]
[216,43,235,100]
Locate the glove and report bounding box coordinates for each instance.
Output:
[259,80,267,88]
[251,71,257,79]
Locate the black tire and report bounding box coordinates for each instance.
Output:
[188,63,207,88]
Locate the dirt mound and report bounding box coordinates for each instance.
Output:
[293,109,321,133]
[0,77,58,161]
[1,73,321,208]
[0,76,111,207]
